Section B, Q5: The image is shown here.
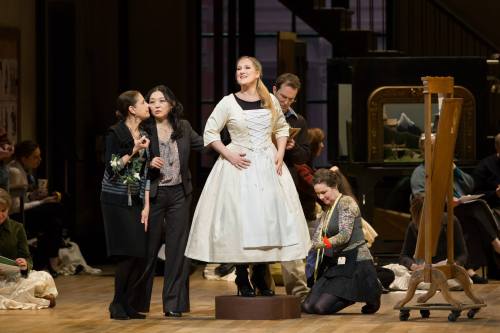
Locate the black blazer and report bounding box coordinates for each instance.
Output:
[147,119,204,198]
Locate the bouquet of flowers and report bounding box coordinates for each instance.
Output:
[110,154,143,185]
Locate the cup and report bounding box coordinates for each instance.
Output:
[38,178,48,191]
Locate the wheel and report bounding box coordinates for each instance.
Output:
[448,310,460,322]
[420,309,430,318]
[467,308,479,319]
[399,310,410,321]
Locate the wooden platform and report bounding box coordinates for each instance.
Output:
[215,295,300,320]
[1,267,500,332]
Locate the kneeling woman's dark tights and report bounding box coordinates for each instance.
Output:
[302,293,355,315]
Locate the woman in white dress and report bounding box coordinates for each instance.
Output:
[185,56,310,297]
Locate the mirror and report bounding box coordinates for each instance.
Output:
[367,86,475,163]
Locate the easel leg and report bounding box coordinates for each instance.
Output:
[432,269,461,307]
[452,265,485,305]
[394,270,424,309]
[417,281,438,303]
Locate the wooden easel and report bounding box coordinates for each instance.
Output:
[394,77,486,322]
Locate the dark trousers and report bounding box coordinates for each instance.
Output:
[133,185,192,313]
[455,200,499,271]
[112,256,146,309]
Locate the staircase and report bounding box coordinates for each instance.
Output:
[278,0,393,56]
[279,0,499,58]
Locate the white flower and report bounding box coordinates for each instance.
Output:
[110,156,120,168]
[123,180,128,184]
[134,172,140,180]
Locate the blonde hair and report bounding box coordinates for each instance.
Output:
[0,188,12,209]
[237,56,277,124]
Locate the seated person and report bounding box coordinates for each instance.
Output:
[0,128,14,190]
[473,133,500,279]
[473,133,500,213]
[8,140,65,276]
[302,169,382,315]
[0,188,57,309]
[411,136,500,283]
[400,194,468,273]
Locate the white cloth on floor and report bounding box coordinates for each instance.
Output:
[383,263,468,291]
[0,270,58,309]
[58,240,101,275]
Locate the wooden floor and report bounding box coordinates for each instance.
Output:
[2,268,500,333]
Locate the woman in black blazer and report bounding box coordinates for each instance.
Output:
[100,90,150,320]
[134,85,204,317]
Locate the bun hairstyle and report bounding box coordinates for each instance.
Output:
[237,56,277,124]
[312,168,340,188]
[312,168,356,200]
[115,90,140,120]
[145,85,184,140]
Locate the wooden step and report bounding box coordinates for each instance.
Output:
[215,295,301,320]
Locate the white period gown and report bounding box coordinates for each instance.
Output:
[185,94,310,263]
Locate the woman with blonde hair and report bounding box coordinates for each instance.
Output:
[185,56,310,297]
[0,188,57,309]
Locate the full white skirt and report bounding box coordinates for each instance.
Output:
[185,143,310,263]
[0,270,58,309]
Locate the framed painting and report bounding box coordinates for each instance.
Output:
[0,27,20,144]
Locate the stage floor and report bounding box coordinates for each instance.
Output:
[2,268,499,333]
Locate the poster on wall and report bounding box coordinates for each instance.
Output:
[0,28,20,145]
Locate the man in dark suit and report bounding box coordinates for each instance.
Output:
[271,73,311,301]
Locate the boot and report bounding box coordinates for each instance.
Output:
[235,265,255,297]
[250,264,274,296]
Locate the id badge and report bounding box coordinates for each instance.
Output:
[337,256,346,265]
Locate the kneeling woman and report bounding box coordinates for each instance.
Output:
[302,169,381,315]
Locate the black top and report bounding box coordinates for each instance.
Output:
[399,215,468,269]
[473,153,500,207]
[233,94,261,110]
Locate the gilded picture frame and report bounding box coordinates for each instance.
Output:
[367,86,475,163]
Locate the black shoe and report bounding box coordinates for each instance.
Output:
[74,264,84,275]
[361,299,381,314]
[250,265,275,297]
[47,266,59,278]
[109,303,129,320]
[165,311,182,317]
[235,265,256,297]
[123,303,146,319]
[470,274,488,284]
[215,264,235,277]
[236,284,256,297]
[251,282,275,296]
